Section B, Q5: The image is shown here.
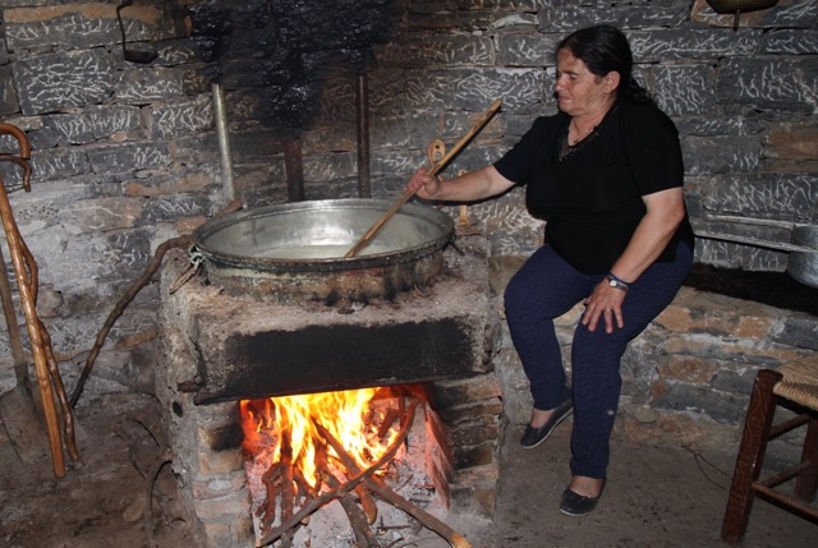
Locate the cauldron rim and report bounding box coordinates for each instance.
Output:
[191,198,455,274]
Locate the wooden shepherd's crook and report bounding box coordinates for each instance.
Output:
[344,98,502,258]
[0,123,74,477]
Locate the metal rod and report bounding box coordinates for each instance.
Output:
[356,72,371,198]
[211,82,235,202]
[693,230,816,254]
[701,214,804,230]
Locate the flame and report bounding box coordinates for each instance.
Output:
[240,388,397,488]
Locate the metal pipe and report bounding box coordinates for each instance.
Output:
[693,231,816,254]
[211,82,235,202]
[356,72,371,198]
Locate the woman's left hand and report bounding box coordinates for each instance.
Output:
[581,280,626,334]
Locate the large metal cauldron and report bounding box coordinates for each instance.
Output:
[191,199,454,303]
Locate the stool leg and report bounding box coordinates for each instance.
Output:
[794,417,818,503]
[721,369,782,545]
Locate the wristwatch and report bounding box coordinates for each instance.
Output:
[605,273,630,291]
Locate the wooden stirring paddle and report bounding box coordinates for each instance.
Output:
[344,99,502,258]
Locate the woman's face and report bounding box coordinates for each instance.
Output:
[554,48,618,118]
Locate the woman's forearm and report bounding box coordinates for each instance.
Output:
[609,187,686,283]
[412,165,515,203]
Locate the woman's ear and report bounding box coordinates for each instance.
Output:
[604,71,621,93]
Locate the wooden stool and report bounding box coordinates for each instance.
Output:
[721,360,818,545]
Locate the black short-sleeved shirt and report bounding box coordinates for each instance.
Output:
[493,101,694,274]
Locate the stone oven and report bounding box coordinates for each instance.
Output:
[0,1,816,545]
[156,235,502,545]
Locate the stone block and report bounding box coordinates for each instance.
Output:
[698,173,816,223]
[695,238,788,272]
[13,48,115,115]
[716,58,815,113]
[42,105,144,145]
[140,193,213,224]
[674,116,765,137]
[407,8,511,32]
[435,399,504,425]
[376,33,493,68]
[402,67,545,113]
[491,13,539,30]
[429,374,502,409]
[767,124,818,164]
[496,32,556,67]
[191,470,247,500]
[87,142,172,174]
[682,135,762,176]
[657,354,720,384]
[452,440,495,469]
[193,488,251,520]
[661,331,806,365]
[734,314,778,339]
[772,315,818,351]
[539,4,688,33]
[628,29,758,62]
[57,196,144,232]
[651,64,716,117]
[711,367,757,397]
[0,65,20,115]
[303,151,356,182]
[146,94,213,140]
[3,4,166,51]
[115,67,185,104]
[447,416,500,447]
[17,147,90,184]
[759,0,817,28]
[761,29,818,54]
[22,226,152,300]
[652,382,748,424]
[197,446,244,476]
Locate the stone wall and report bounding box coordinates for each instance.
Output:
[0,0,815,438]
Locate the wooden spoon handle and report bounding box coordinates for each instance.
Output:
[344,99,501,258]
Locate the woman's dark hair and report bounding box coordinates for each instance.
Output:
[557,24,654,106]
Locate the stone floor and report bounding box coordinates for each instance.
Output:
[455,421,817,548]
[1,392,816,547]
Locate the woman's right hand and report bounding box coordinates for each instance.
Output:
[406,167,442,200]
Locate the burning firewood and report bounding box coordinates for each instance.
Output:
[254,398,420,547]
[315,420,471,548]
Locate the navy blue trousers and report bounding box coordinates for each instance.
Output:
[504,242,692,478]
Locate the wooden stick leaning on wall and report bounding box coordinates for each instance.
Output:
[344,99,502,258]
[0,122,78,477]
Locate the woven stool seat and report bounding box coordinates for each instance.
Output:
[774,359,818,410]
[722,360,818,545]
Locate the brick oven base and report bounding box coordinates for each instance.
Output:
[156,239,502,546]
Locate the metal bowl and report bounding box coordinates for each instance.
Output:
[788,225,818,289]
[191,199,454,302]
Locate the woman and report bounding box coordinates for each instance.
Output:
[406,25,694,516]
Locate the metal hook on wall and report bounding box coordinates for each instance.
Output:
[116,0,158,63]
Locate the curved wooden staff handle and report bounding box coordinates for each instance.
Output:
[0,123,75,476]
[344,98,501,258]
[0,124,32,192]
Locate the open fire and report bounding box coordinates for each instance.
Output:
[240,386,469,547]
[241,387,400,488]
